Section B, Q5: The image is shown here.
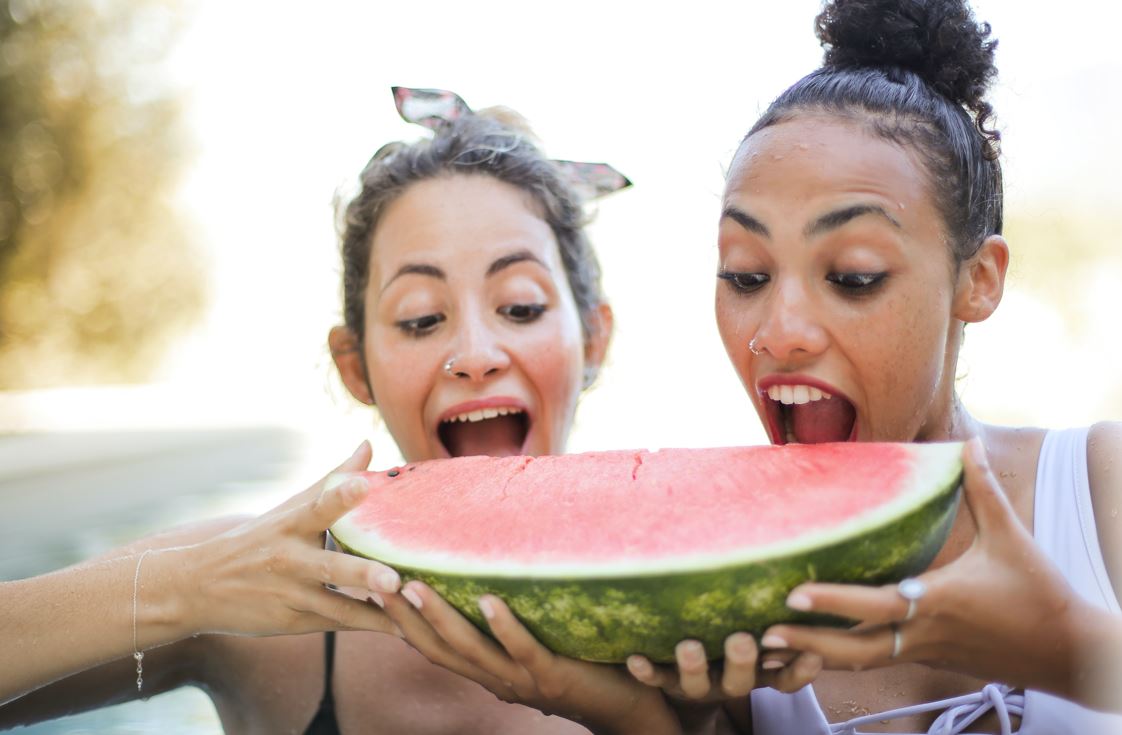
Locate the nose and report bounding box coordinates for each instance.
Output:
[750,278,829,362]
[443,314,511,383]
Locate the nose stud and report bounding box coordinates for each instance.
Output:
[443,358,457,377]
[748,338,762,356]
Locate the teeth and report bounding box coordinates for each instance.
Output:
[765,385,834,406]
[443,407,524,424]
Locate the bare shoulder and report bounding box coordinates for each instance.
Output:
[1087,421,1122,605]
[979,424,1048,526]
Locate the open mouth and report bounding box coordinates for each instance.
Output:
[762,383,857,445]
[437,407,530,458]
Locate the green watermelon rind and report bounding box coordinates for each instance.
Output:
[332,443,963,663]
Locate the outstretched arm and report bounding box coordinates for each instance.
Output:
[0,441,398,709]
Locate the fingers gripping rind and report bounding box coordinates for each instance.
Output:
[675,640,712,700]
[786,582,910,626]
[720,633,758,697]
[771,652,823,693]
[483,596,567,700]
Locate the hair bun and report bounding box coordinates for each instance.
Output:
[816,0,997,114]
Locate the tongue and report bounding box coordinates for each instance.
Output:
[442,415,526,458]
[789,397,856,444]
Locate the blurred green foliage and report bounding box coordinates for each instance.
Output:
[0,0,203,389]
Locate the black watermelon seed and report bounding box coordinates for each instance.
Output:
[387,469,400,478]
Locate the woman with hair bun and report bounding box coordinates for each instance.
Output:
[629,0,1122,732]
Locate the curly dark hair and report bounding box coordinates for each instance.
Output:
[746,0,1003,264]
[337,111,607,349]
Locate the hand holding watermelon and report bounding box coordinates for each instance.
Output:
[379,580,683,735]
[757,439,1120,709]
[177,440,401,638]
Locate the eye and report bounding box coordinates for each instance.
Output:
[826,272,887,292]
[395,313,446,337]
[717,270,769,294]
[498,303,546,323]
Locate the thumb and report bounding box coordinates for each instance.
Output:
[301,440,374,532]
[337,439,373,473]
[961,437,1020,539]
[306,473,370,533]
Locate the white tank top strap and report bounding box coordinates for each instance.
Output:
[1032,426,1120,614]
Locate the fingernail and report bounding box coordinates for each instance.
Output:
[368,592,384,607]
[626,655,650,675]
[478,597,494,620]
[374,569,400,593]
[402,586,423,610]
[761,634,788,649]
[349,439,369,461]
[726,633,754,658]
[677,640,704,663]
[762,659,785,670]
[786,591,813,611]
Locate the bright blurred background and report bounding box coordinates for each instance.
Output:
[2,0,1119,730]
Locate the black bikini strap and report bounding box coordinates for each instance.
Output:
[321,631,336,712]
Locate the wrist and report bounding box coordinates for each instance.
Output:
[135,546,200,645]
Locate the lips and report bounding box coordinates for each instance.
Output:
[757,376,858,445]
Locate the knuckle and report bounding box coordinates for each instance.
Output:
[537,677,567,700]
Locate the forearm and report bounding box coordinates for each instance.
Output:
[0,547,196,705]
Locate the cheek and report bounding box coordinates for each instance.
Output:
[365,333,433,420]
[520,315,585,421]
[715,291,754,373]
[855,290,952,419]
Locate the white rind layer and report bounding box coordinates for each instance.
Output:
[329,442,963,579]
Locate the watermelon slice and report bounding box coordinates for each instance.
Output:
[330,442,962,662]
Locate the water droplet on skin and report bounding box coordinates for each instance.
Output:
[265,565,273,573]
[797,143,809,150]
[1112,507,1118,518]
[771,153,785,161]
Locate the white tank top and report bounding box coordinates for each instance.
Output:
[750,428,1122,735]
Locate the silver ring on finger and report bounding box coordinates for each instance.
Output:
[897,577,927,621]
[889,622,904,660]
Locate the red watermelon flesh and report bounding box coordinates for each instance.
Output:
[337,443,945,572]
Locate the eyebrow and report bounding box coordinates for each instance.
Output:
[805,204,902,238]
[380,250,548,294]
[721,206,771,238]
[486,249,548,277]
[381,263,445,294]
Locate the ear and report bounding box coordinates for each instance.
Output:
[953,235,1009,324]
[581,302,614,389]
[328,325,376,405]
